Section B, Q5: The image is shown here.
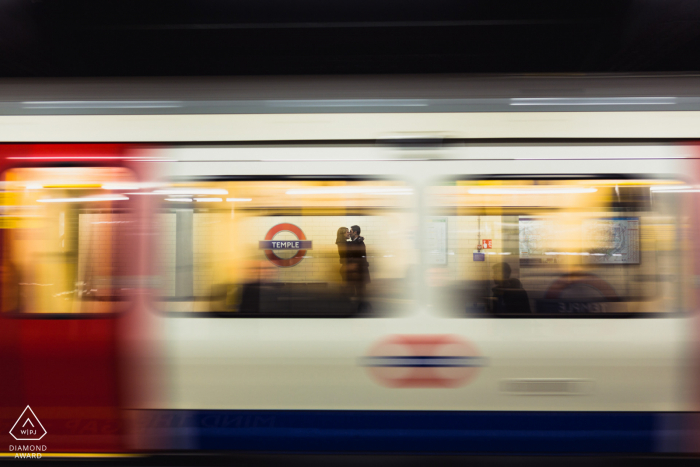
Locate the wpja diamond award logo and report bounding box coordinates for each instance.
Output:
[9,406,47,459]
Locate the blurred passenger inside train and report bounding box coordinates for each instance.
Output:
[336,227,350,282]
[490,262,531,314]
[238,260,278,314]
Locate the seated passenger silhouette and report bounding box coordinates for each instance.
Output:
[238,261,277,313]
[491,262,531,314]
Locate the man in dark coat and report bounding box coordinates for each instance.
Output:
[348,225,371,306]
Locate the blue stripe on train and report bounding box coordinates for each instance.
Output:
[149,410,684,453]
[361,356,487,367]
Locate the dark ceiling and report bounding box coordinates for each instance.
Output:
[1,0,700,76]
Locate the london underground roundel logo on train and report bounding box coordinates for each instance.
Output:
[259,223,313,267]
[362,335,487,388]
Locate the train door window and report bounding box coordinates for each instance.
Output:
[1,167,136,314]
[426,178,689,317]
[155,179,417,316]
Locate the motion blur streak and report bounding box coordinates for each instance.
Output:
[1,78,700,459]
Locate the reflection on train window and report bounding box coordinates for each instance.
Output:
[427,179,688,316]
[1,167,136,314]
[157,179,417,316]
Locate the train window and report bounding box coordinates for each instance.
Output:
[1,167,136,314]
[427,178,689,317]
[156,179,417,317]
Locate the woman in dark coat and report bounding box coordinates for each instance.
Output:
[335,227,350,282]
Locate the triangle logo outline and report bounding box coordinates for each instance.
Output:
[9,406,47,441]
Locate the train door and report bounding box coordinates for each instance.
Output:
[0,145,141,455]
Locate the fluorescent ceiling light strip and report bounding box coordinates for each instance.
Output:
[22,101,183,109]
[226,198,252,202]
[510,97,676,106]
[37,196,129,203]
[468,188,597,195]
[24,182,107,189]
[154,188,228,195]
[165,198,193,202]
[195,198,223,202]
[286,187,412,195]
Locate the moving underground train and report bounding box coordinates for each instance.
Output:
[1,75,700,458]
